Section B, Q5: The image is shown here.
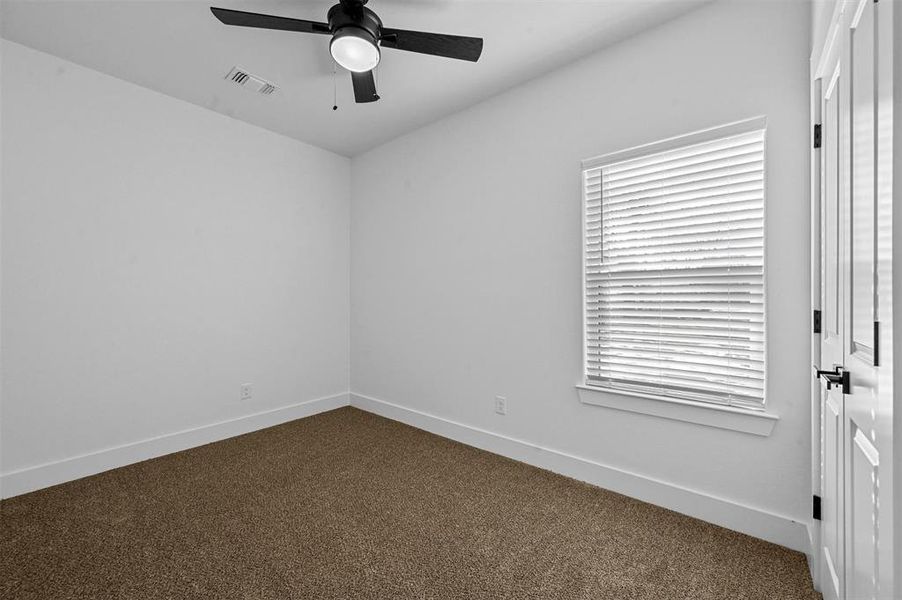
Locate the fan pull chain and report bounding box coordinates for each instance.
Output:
[332,60,338,111]
[374,66,380,101]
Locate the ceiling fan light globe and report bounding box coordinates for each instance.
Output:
[330,28,380,73]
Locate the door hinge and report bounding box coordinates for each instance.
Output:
[874,321,880,366]
[813,495,822,521]
[813,124,822,149]
[813,309,822,334]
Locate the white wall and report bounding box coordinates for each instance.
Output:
[0,40,350,494]
[351,0,811,547]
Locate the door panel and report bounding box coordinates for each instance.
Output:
[849,0,876,361]
[848,426,879,600]
[823,66,841,339]
[823,393,844,599]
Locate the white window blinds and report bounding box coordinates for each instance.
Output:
[582,123,766,408]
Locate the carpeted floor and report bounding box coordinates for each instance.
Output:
[1,407,820,599]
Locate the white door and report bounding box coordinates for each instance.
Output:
[818,40,844,599]
[816,1,894,599]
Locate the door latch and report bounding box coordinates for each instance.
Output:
[814,366,850,394]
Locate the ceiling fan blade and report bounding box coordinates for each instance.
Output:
[380,28,483,62]
[210,7,331,35]
[351,71,379,103]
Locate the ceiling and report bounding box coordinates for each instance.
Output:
[0,0,708,156]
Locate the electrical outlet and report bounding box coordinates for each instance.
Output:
[494,395,507,415]
[240,383,253,401]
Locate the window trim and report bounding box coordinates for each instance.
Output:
[575,384,778,437]
[579,116,770,413]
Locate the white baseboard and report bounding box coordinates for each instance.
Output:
[3,390,811,555]
[0,392,350,499]
[350,392,810,554]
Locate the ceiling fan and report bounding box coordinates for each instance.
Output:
[210,0,484,104]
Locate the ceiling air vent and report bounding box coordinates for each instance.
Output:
[225,66,277,95]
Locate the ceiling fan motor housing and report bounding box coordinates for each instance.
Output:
[327,2,382,43]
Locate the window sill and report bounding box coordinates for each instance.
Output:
[575,384,778,437]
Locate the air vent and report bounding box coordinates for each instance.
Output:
[224,66,277,95]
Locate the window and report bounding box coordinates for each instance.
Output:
[581,119,766,409]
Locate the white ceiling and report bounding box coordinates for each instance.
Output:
[1,0,708,156]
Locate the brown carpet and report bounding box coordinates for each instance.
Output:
[1,407,819,599]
